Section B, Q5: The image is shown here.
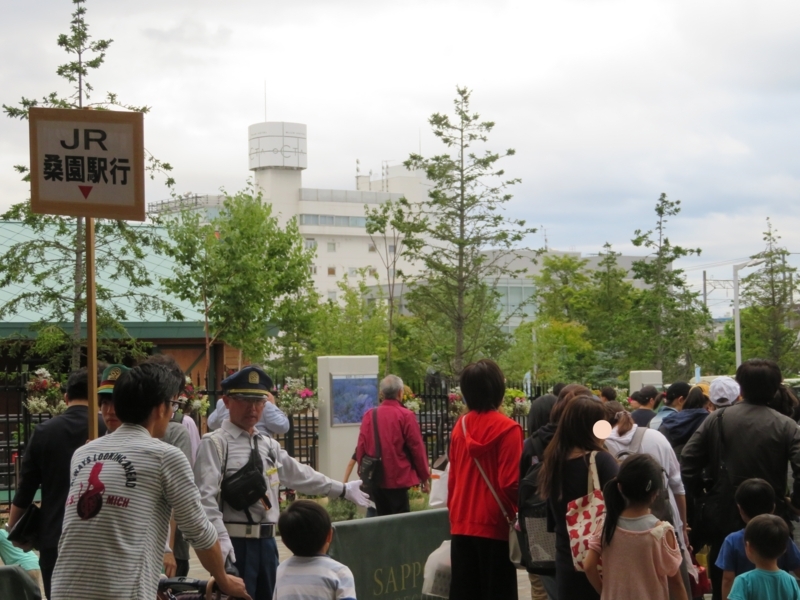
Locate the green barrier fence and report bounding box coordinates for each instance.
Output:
[329,508,450,600]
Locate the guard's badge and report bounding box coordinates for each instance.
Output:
[248,371,259,384]
[109,367,122,381]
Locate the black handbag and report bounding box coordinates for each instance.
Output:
[7,504,40,549]
[359,408,382,494]
[221,435,270,522]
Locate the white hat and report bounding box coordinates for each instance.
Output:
[710,376,740,407]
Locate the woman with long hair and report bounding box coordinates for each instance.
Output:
[448,359,524,600]
[538,396,619,600]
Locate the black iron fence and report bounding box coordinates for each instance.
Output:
[1,373,554,499]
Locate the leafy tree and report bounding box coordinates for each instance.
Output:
[630,194,710,379]
[531,254,591,323]
[583,244,639,374]
[364,197,424,375]
[306,273,388,374]
[403,87,535,374]
[1,0,175,370]
[739,219,800,373]
[160,188,316,383]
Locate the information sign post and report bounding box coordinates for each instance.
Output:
[28,107,145,439]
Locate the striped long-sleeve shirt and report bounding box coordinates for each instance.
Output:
[51,423,218,600]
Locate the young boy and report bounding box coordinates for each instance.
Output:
[274,500,357,600]
[728,514,800,600]
[717,478,800,600]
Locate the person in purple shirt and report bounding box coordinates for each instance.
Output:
[716,478,800,600]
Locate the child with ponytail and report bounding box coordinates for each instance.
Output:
[584,454,686,600]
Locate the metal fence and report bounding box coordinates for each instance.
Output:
[1,373,554,499]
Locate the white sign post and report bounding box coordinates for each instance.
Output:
[28,107,145,439]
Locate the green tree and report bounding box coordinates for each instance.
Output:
[1,0,175,370]
[583,243,639,375]
[531,254,591,322]
[403,87,535,374]
[739,219,800,373]
[160,188,316,382]
[364,197,424,375]
[630,194,710,379]
[307,273,388,373]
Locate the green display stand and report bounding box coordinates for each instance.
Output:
[329,508,450,599]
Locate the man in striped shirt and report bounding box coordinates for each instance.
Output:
[50,363,250,600]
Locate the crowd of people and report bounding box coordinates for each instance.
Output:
[7,355,800,600]
[7,361,371,600]
[446,357,800,600]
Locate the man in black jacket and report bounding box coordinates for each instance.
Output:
[681,359,800,600]
[9,367,104,599]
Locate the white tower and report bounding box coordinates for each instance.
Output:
[248,122,307,225]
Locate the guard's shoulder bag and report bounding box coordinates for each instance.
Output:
[220,434,270,523]
[517,435,556,574]
[359,407,382,494]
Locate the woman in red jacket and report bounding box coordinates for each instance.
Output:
[448,359,524,600]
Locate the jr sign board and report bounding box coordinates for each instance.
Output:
[28,108,145,221]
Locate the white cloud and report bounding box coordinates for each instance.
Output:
[2,0,800,317]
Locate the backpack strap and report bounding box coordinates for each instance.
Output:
[629,425,648,455]
[372,407,382,460]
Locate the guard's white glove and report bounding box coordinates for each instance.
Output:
[344,480,371,507]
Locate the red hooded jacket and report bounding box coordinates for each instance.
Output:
[448,410,523,541]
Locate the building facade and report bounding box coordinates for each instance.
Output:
[150,122,430,302]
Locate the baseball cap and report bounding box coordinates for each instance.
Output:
[710,376,740,407]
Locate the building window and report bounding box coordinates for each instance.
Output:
[368,267,379,278]
[328,266,336,276]
[388,244,396,254]
[304,238,317,250]
[309,265,318,275]
[388,268,396,279]
[368,243,377,253]
[327,242,336,252]
[327,291,337,302]
[299,214,368,228]
[348,267,358,277]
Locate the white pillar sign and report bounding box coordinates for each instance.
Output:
[28,108,145,221]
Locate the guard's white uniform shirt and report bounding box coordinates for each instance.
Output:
[51,424,218,600]
[193,419,346,563]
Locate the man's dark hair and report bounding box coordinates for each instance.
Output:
[600,387,617,402]
[745,514,789,561]
[666,382,691,405]
[142,354,186,394]
[113,363,180,425]
[639,386,658,406]
[736,478,776,520]
[736,359,782,406]
[65,366,103,400]
[66,367,89,400]
[630,391,643,405]
[459,359,505,412]
[552,383,567,397]
[278,500,331,557]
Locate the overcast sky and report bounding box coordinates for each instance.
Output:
[3,0,800,316]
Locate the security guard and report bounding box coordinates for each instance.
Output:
[194,366,369,600]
